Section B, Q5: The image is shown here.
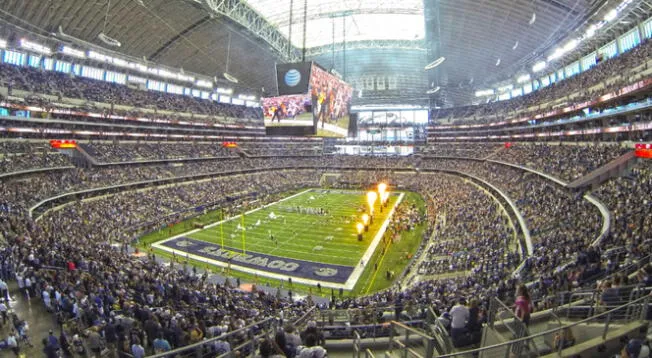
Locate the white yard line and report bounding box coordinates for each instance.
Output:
[152,189,404,290]
[152,188,312,247]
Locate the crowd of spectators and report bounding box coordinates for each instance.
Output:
[238,142,324,157]
[0,141,71,174]
[495,143,630,181]
[415,175,518,277]
[1,170,322,356]
[431,39,652,126]
[0,63,263,121]
[0,142,650,355]
[419,143,502,158]
[79,142,239,163]
[592,160,652,256]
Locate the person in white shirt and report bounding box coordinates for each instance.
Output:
[24,277,31,300]
[0,279,8,302]
[0,300,8,325]
[449,298,470,347]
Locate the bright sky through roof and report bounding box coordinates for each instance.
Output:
[243,0,425,48]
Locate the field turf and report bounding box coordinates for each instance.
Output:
[187,189,398,267]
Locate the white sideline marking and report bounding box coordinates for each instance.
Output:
[151,189,403,290]
[343,192,405,290]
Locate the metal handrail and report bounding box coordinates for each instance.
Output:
[146,317,276,358]
[391,321,435,341]
[293,305,317,328]
[435,294,651,357]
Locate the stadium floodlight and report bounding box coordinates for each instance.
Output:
[517,74,531,83]
[238,94,257,101]
[98,32,121,47]
[532,61,546,73]
[223,72,239,83]
[196,79,213,88]
[585,25,597,38]
[547,48,563,62]
[366,191,378,216]
[604,9,618,22]
[475,89,494,97]
[216,87,233,95]
[0,39,6,48]
[60,46,85,58]
[563,39,578,52]
[20,39,51,55]
[424,57,446,70]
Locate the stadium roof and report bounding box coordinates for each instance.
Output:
[0,0,648,105]
[242,0,424,48]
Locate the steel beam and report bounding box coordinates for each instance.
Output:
[305,39,426,57]
[201,0,301,62]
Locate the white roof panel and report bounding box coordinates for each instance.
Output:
[243,0,425,48]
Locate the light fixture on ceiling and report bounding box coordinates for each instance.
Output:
[512,41,519,50]
[224,73,239,83]
[529,13,536,25]
[517,74,531,83]
[424,57,445,70]
[426,86,440,94]
[496,58,501,66]
[532,61,546,72]
[97,0,121,47]
[604,9,618,22]
[98,33,121,47]
[223,32,239,83]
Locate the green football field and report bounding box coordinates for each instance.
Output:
[187,189,399,267]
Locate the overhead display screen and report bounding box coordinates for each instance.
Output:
[276,62,312,96]
[265,62,353,137]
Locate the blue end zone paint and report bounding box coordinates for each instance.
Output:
[162,237,354,284]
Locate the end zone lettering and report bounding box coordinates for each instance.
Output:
[199,246,299,272]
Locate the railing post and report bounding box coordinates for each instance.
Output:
[425,337,435,358]
[602,313,611,340]
[488,297,498,328]
[389,323,395,353]
[404,328,409,358]
[640,296,650,321]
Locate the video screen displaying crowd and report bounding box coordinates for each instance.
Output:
[0,63,263,121]
[431,39,652,125]
[0,140,650,355]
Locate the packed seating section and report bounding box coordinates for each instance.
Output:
[431,39,652,126]
[0,140,651,355]
[0,63,264,121]
[0,37,649,356]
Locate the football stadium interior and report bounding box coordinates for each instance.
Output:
[1,0,652,357]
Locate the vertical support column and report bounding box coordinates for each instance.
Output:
[288,0,293,58]
[302,0,307,62]
[343,15,346,81]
